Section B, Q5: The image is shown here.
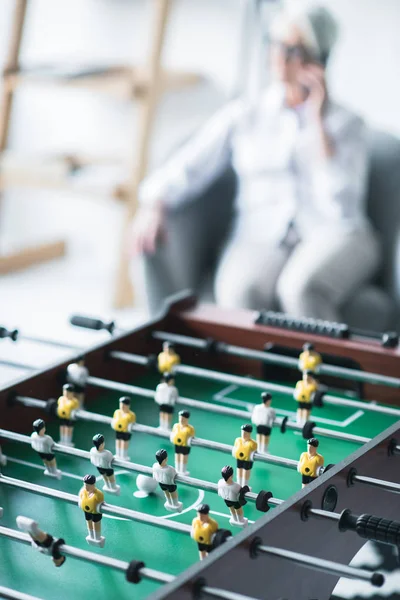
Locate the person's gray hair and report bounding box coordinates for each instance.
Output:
[271,2,339,65]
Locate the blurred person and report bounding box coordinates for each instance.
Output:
[130,3,380,321]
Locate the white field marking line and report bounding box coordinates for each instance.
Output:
[214,384,239,400]
[267,407,365,428]
[212,386,364,428]
[159,490,205,520]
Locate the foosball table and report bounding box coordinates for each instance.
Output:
[1,293,400,600]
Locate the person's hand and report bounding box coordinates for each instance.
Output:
[130,202,166,256]
[297,63,327,118]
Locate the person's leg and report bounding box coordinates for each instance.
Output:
[276,228,381,320]
[214,236,290,310]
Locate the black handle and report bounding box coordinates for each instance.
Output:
[339,509,400,546]
[0,326,19,341]
[69,315,115,334]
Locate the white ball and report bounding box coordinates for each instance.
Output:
[136,474,158,495]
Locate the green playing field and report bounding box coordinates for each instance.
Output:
[0,371,398,600]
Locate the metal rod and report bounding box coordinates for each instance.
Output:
[170,360,400,418]
[307,426,369,445]
[18,335,82,351]
[0,427,264,507]
[256,544,384,586]
[0,325,82,351]
[88,375,369,446]
[353,474,400,494]
[0,524,175,585]
[76,410,298,469]
[0,473,191,534]
[0,359,35,371]
[152,330,400,389]
[13,395,298,471]
[202,588,261,600]
[308,508,340,522]
[112,348,400,417]
[0,585,44,600]
[0,523,257,599]
[87,376,251,420]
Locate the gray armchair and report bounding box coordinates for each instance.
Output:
[142,129,400,331]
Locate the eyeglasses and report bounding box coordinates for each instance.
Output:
[271,41,310,62]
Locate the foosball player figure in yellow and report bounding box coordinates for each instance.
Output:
[152,449,183,512]
[293,370,319,425]
[298,342,322,374]
[16,516,66,567]
[79,474,105,547]
[155,373,179,430]
[218,465,248,527]
[111,396,136,460]
[191,504,219,560]
[232,424,258,488]
[251,392,276,453]
[31,419,62,479]
[298,438,324,488]
[157,341,180,374]
[170,410,195,475]
[57,384,80,447]
[90,434,120,495]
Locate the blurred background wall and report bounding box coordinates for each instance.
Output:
[0,0,398,332]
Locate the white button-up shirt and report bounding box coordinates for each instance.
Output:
[139,84,370,244]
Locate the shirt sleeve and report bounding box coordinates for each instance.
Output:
[311,114,369,222]
[138,99,244,210]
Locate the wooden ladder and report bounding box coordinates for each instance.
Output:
[0,0,200,305]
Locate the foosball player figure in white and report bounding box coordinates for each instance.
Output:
[0,444,6,467]
[31,419,62,479]
[79,474,105,547]
[218,465,248,527]
[158,341,180,374]
[191,504,219,561]
[232,424,258,488]
[293,370,319,425]
[111,396,136,460]
[251,392,276,453]
[16,516,66,567]
[152,449,182,512]
[90,434,120,495]
[298,438,324,488]
[66,355,89,408]
[170,410,195,475]
[57,384,80,446]
[298,343,322,374]
[155,373,178,430]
